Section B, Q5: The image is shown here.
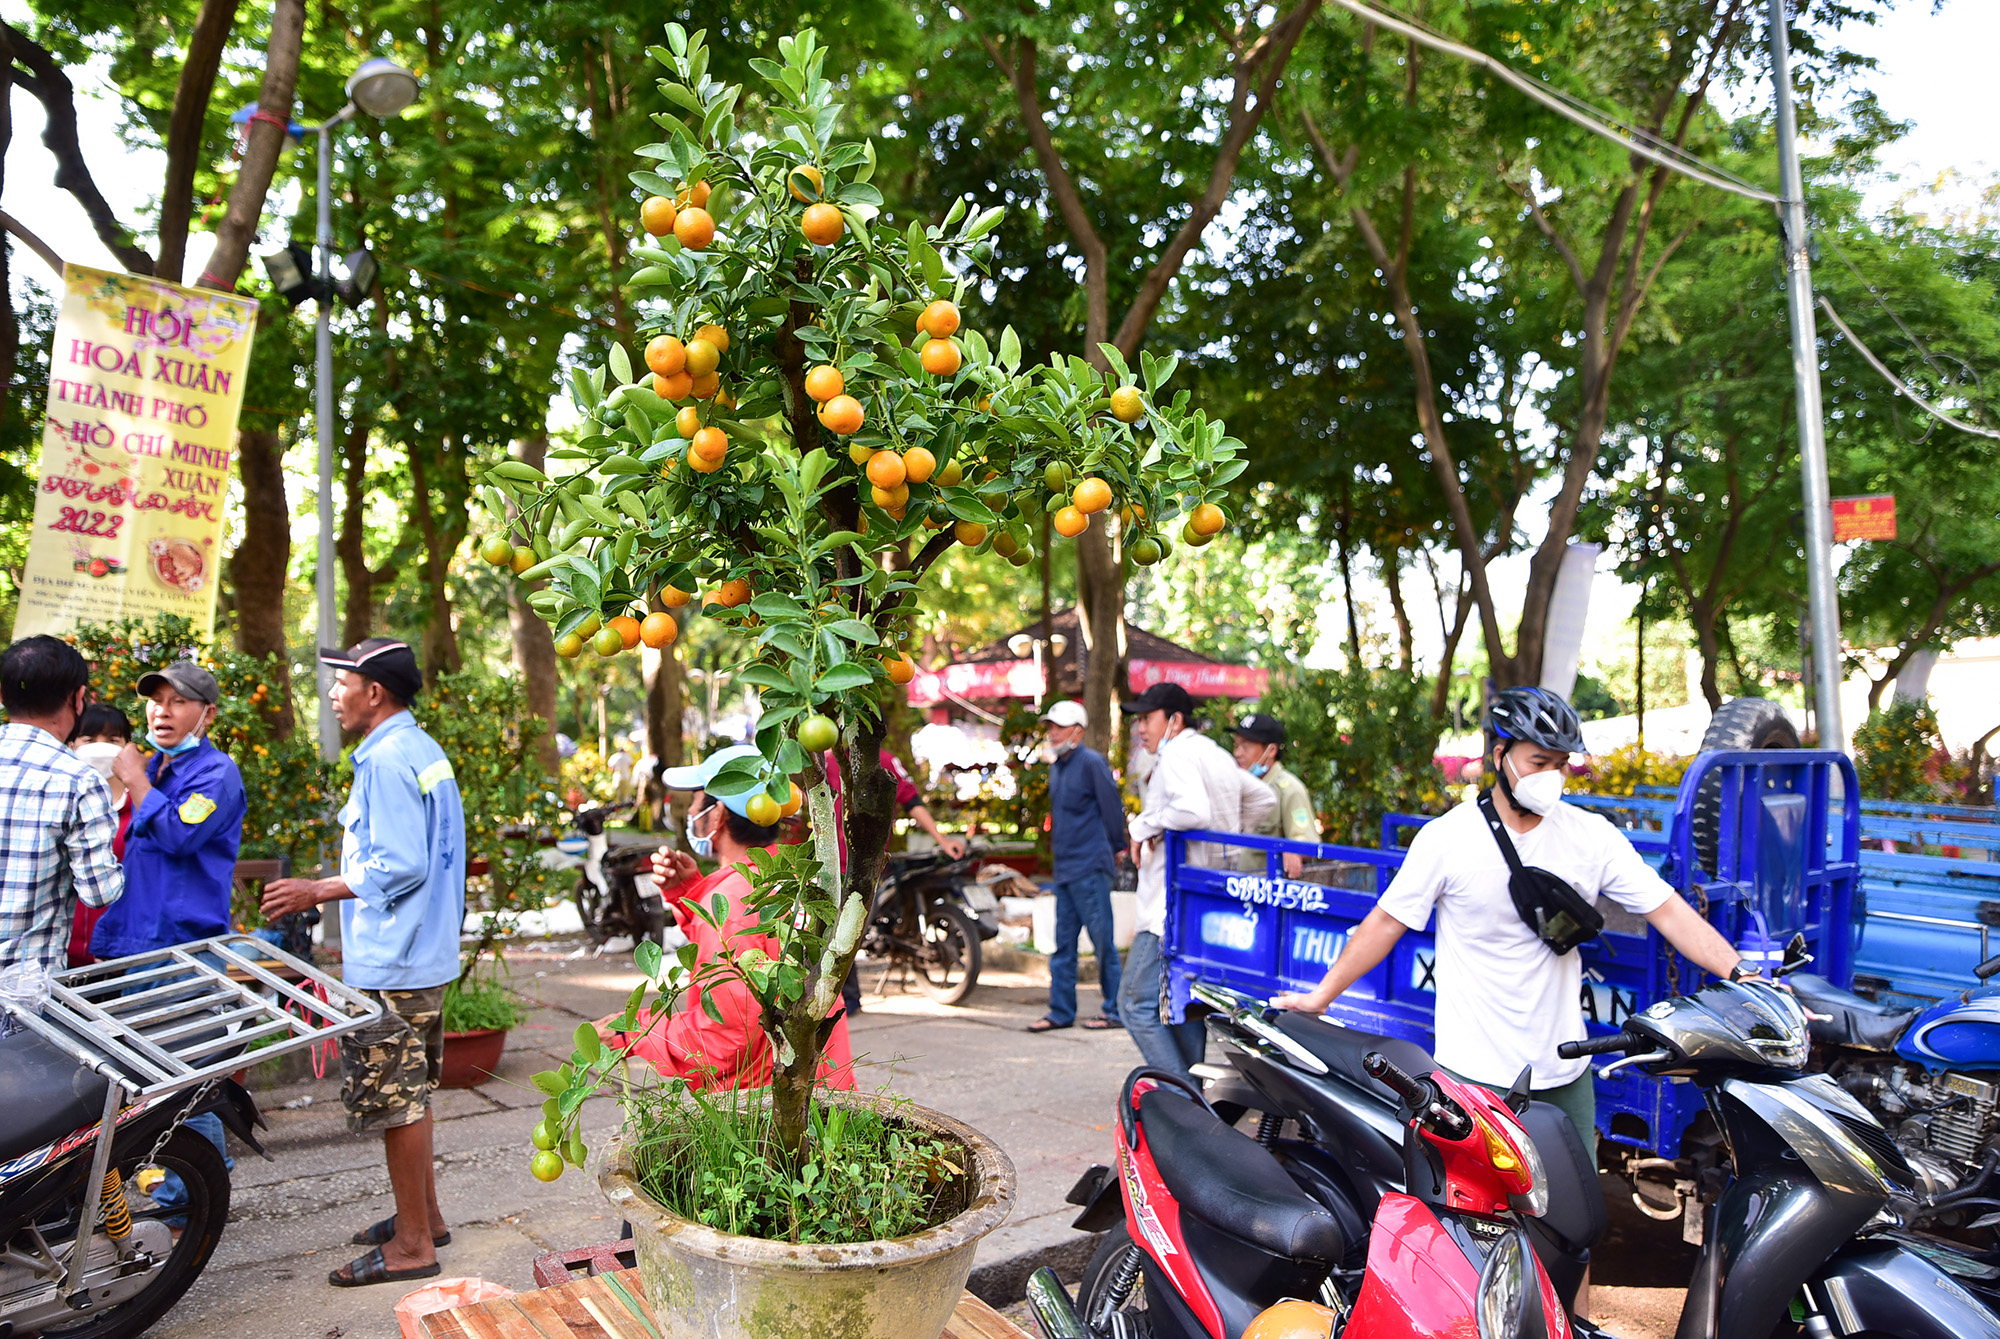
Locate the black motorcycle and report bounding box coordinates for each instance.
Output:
[560,802,670,946]
[0,936,377,1338]
[1556,978,2000,1339]
[858,845,1001,1005]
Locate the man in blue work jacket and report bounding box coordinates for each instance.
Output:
[91,660,246,960]
[1028,699,1129,1034]
[91,659,248,1223]
[261,638,465,1290]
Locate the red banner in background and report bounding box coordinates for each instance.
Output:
[1832,494,1896,542]
[1128,659,1268,699]
[907,659,1046,708]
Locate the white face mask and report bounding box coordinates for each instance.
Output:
[685,804,716,859]
[1506,753,1566,815]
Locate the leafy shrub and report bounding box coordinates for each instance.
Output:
[1581,743,1691,797]
[628,1081,967,1244]
[1256,665,1449,846]
[1854,700,1962,801]
[62,615,333,883]
[416,671,568,969]
[441,971,528,1033]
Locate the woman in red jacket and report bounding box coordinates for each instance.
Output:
[598,745,855,1090]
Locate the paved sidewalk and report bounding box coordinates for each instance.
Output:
[150,941,1134,1339]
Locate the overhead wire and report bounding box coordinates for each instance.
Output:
[1814,296,2000,441]
[1317,0,1779,203]
[1320,0,1998,443]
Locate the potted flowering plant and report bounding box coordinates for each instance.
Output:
[475,26,1245,1339]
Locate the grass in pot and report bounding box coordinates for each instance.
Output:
[440,970,526,1089]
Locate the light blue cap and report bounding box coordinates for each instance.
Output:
[660,743,768,817]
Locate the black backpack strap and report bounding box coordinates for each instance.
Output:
[1477,791,1527,874]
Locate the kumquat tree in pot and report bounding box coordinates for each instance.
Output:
[476,26,1245,1337]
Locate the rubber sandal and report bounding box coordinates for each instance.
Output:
[351,1215,451,1248]
[1027,1018,1073,1033]
[328,1245,442,1288]
[1082,1016,1124,1030]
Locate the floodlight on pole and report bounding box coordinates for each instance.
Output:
[308,57,422,762]
[345,59,421,119]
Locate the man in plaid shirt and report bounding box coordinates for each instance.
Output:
[0,636,124,974]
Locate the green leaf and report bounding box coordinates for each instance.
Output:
[827,619,879,645]
[531,1071,567,1096]
[574,1021,603,1064]
[998,325,1022,373]
[634,940,664,978]
[816,663,875,692]
[609,342,634,386]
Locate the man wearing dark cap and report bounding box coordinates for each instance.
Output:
[1120,681,1275,1076]
[90,659,247,960]
[1230,713,1321,879]
[261,638,465,1289]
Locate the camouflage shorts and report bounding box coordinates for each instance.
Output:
[339,986,445,1134]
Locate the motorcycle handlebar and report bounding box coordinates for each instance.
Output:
[1557,1032,1639,1060]
[1364,1052,1473,1142]
[1977,953,2000,981]
[1363,1051,1428,1105]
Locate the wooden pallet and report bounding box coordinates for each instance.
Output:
[417,1266,1029,1339]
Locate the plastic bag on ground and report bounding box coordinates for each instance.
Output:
[394,1277,516,1339]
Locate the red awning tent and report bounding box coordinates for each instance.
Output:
[907,607,1269,709]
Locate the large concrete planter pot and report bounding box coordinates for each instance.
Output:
[598,1091,1015,1339]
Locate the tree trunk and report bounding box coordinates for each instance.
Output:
[230,426,295,738]
[1690,598,1723,711]
[405,440,464,678]
[154,0,240,283]
[509,435,561,776]
[1,23,153,274]
[0,52,14,400]
[1383,550,1413,671]
[1074,522,1122,755]
[640,604,682,784]
[1335,500,1361,663]
[336,411,387,647]
[195,0,303,289]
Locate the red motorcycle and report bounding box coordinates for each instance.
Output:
[1028,1058,1570,1339]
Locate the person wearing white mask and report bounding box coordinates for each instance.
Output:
[1273,686,1747,1154]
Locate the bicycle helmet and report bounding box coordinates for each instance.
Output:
[1487,687,1585,754]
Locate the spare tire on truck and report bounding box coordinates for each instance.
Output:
[1690,696,1800,877]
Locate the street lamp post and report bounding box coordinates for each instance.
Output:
[306,59,419,761]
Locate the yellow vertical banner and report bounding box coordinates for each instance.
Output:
[11,264,260,640]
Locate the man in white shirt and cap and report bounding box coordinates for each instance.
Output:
[1119,682,1275,1076]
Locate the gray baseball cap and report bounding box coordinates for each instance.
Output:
[136,660,219,705]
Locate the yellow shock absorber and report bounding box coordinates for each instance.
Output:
[100,1169,133,1243]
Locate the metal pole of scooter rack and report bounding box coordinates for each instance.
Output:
[1769,0,1845,749]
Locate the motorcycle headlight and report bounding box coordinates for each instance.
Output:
[1476,1229,1528,1339]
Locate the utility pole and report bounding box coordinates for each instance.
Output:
[1769,0,1845,748]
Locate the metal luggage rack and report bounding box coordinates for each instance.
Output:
[10,933,380,1097]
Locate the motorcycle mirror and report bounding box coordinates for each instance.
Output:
[1976,952,2000,982]
[1778,933,1813,977]
[1503,1065,1533,1116]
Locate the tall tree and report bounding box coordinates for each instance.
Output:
[939,0,1317,749]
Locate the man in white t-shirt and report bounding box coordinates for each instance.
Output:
[1274,687,1748,1149]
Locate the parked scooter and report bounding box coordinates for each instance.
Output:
[1786,950,2000,1242]
[1184,980,1605,1308]
[1553,977,2000,1339]
[0,937,378,1338]
[1033,1061,1571,1339]
[859,845,1000,1005]
[545,801,671,946]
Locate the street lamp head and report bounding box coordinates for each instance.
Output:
[346,58,420,118]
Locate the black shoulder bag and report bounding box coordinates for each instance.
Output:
[1476,792,1602,955]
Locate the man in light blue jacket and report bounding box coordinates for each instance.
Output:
[262,638,464,1289]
